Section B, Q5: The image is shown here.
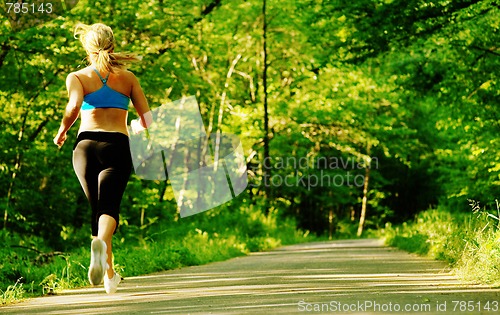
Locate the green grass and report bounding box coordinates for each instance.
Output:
[381,201,500,286]
[0,278,25,305]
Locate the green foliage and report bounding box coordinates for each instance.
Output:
[0,278,25,305]
[0,0,497,237]
[383,202,500,285]
[383,210,462,262]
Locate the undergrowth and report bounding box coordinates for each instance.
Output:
[382,199,500,286]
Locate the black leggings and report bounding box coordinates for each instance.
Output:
[73,131,132,236]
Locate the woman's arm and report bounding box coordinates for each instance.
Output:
[53,73,84,147]
[130,73,152,134]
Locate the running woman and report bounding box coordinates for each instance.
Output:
[54,23,152,294]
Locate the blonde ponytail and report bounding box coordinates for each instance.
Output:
[74,23,141,73]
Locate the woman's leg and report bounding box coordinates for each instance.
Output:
[73,139,100,237]
[73,132,129,289]
[97,214,117,279]
[95,135,132,279]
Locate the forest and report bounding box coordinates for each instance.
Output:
[0,0,499,300]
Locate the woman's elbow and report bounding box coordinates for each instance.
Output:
[65,102,81,118]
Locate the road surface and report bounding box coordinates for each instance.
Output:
[2,239,500,314]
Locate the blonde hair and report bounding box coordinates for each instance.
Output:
[74,23,140,73]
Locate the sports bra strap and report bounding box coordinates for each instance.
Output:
[93,68,110,84]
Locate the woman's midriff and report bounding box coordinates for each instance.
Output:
[79,107,129,136]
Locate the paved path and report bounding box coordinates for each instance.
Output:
[2,239,500,314]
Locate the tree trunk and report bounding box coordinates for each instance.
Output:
[262,0,271,207]
[328,208,334,240]
[357,145,372,237]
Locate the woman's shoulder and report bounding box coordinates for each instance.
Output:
[114,68,138,79]
[114,68,141,86]
[66,68,86,84]
[68,67,92,79]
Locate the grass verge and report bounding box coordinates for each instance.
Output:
[381,201,500,286]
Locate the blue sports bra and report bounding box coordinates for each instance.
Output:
[81,68,130,111]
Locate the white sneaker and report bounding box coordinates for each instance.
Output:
[104,272,121,294]
[88,239,107,286]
